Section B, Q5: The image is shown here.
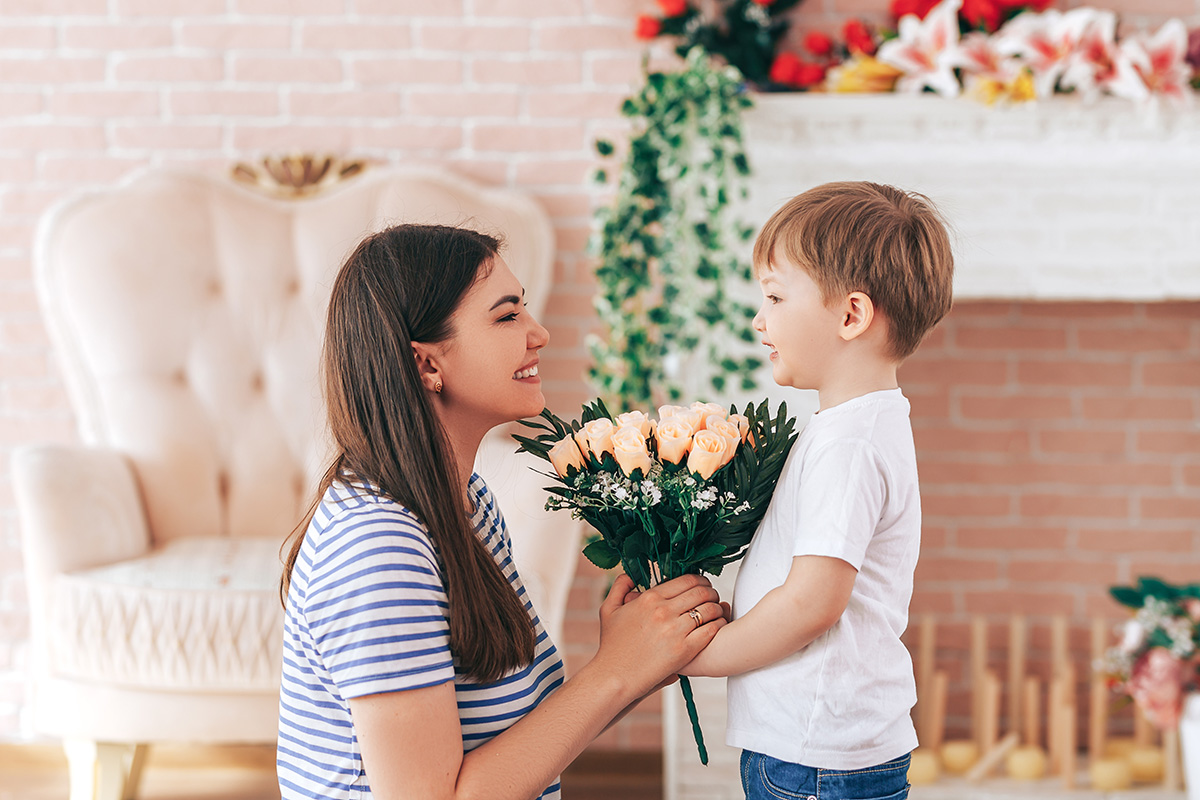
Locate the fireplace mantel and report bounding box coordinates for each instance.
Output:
[740,94,1200,301]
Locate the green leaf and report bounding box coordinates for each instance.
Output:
[583,539,621,570]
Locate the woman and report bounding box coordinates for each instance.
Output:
[278,224,726,800]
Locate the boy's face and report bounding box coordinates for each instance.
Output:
[752,252,844,392]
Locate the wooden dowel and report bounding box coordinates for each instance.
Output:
[1163,728,1180,790]
[917,614,936,744]
[1023,675,1041,748]
[966,731,1020,783]
[1051,615,1069,680]
[971,616,988,750]
[929,670,949,751]
[982,670,1001,752]
[1089,618,1108,760]
[1048,673,1063,773]
[1061,690,1077,790]
[1135,706,1155,747]
[1007,614,1026,738]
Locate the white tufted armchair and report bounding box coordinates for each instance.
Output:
[14,166,581,800]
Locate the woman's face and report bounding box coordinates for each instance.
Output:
[430,255,549,436]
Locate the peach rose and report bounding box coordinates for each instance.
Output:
[658,404,685,420]
[705,416,741,463]
[655,416,694,465]
[687,430,730,479]
[728,413,750,441]
[691,402,727,421]
[548,436,587,478]
[574,417,615,460]
[616,410,655,438]
[672,409,704,433]
[612,426,653,478]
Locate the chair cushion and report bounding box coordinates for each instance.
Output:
[48,537,283,691]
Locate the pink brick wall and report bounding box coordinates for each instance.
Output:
[2,0,1199,752]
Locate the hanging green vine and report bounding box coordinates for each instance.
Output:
[588,48,763,412]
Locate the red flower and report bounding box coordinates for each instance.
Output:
[796,61,827,87]
[890,0,939,20]
[769,52,803,84]
[843,19,877,56]
[752,0,777,5]
[768,53,825,87]
[656,0,688,17]
[803,31,834,58]
[634,14,662,40]
[961,0,1003,32]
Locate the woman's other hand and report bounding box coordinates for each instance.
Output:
[592,573,726,699]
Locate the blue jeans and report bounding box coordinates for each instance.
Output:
[740,750,911,800]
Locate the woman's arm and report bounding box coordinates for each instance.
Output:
[350,573,724,800]
[679,554,856,678]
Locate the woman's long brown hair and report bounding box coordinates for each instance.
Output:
[281,224,535,683]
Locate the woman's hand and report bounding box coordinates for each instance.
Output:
[591,573,727,700]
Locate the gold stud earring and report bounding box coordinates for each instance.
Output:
[434,381,442,393]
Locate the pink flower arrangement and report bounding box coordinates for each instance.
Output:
[636,0,1200,106]
[1101,578,1200,730]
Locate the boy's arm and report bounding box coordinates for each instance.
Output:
[680,554,856,678]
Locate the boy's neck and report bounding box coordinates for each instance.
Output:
[815,359,899,413]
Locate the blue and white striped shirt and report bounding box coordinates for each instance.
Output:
[277,474,565,799]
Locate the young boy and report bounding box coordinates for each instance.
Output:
[683,182,954,800]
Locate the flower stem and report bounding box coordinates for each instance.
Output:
[678,675,708,765]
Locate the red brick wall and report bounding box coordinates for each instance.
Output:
[900,301,1200,741]
[2,0,1199,749]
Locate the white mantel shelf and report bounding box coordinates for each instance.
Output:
[740,94,1200,302]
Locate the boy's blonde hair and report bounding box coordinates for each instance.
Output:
[753,181,954,361]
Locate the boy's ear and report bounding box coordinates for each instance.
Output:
[838,292,875,342]
[411,343,443,394]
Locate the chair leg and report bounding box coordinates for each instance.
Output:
[123,744,148,800]
[63,739,138,800]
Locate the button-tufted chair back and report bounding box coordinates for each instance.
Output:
[37,167,554,546]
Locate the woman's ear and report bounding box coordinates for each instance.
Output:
[411,343,444,395]
[838,291,875,342]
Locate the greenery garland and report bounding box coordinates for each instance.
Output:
[588,48,764,413]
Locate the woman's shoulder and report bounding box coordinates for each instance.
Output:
[311,480,434,555]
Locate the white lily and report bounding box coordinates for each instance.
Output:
[995,8,1096,99]
[877,0,963,97]
[1120,18,1192,106]
[1058,10,1148,102]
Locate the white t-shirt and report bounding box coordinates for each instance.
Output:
[726,388,920,770]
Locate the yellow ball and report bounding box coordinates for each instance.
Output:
[940,740,980,775]
[1103,736,1137,759]
[1090,757,1134,792]
[907,748,940,785]
[1005,745,1047,780]
[1129,746,1165,783]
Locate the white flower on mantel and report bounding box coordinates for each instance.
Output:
[1121,19,1193,106]
[994,8,1095,98]
[949,32,1025,92]
[877,0,963,97]
[1058,11,1148,102]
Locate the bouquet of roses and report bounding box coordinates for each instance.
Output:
[515,397,798,764]
[1100,577,1200,729]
